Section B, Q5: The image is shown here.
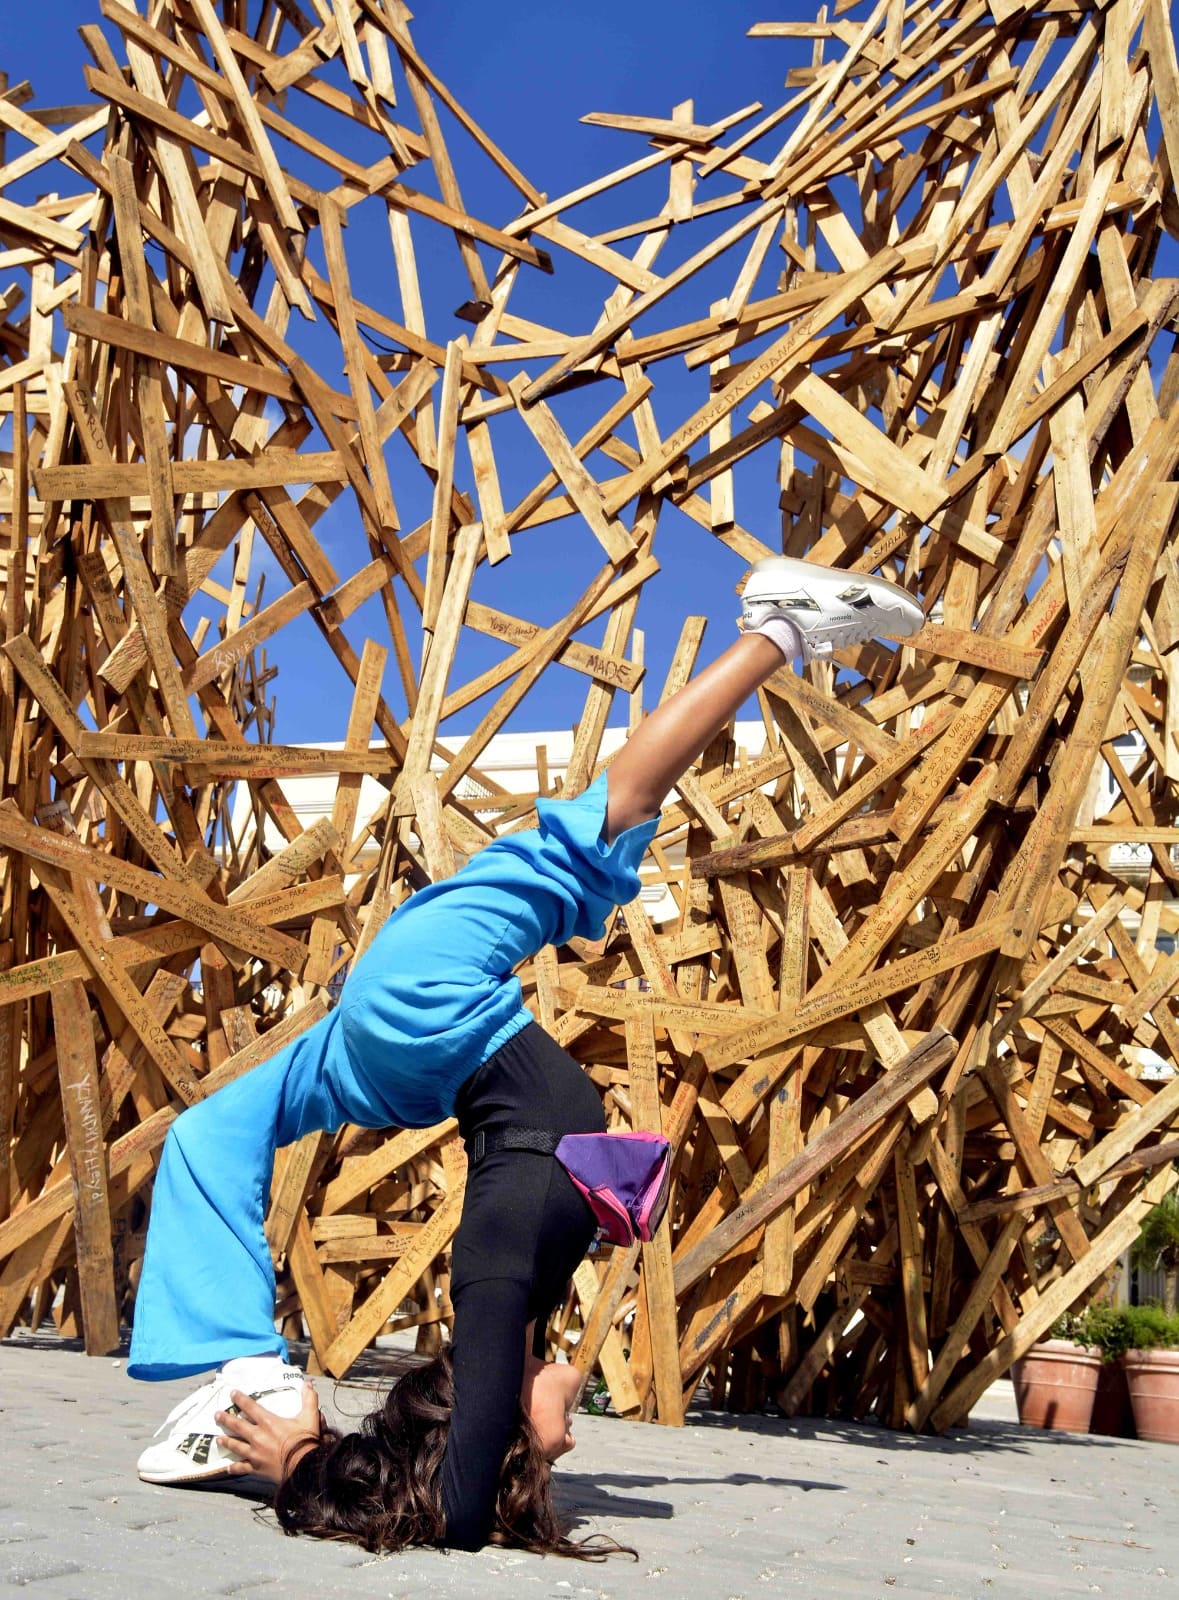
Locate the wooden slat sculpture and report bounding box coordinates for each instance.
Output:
[2,0,1179,1433]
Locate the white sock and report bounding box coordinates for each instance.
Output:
[749,616,802,664]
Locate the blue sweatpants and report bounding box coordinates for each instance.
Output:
[128,775,656,1380]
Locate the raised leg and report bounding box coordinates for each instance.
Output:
[605,632,784,841]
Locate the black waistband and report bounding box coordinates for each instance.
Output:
[466,1126,560,1164]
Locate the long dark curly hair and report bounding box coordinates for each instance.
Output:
[273,1347,632,1560]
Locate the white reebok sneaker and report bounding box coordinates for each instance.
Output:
[136,1354,306,1484]
[740,556,923,661]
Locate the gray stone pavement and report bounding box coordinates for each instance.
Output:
[1,1330,1175,1600]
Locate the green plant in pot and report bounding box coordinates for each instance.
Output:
[1119,1303,1179,1445]
[1077,1304,1134,1360]
[1121,1305,1179,1346]
[1131,1190,1179,1314]
[1079,1305,1136,1438]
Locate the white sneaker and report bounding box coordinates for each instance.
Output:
[136,1355,305,1484]
[740,556,923,661]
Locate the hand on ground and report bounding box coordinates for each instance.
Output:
[215,1381,322,1483]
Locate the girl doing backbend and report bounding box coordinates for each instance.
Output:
[130,557,921,1555]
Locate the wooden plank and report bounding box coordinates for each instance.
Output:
[380,180,551,274]
[572,1258,643,1416]
[266,1131,323,1261]
[599,250,903,511]
[185,0,303,234]
[320,197,399,531]
[394,518,481,816]
[693,702,956,876]
[907,1213,1025,1431]
[441,557,657,718]
[559,985,771,1036]
[322,1182,466,1376]
[1143,0,1179,225]
[435,562,621,798]
[423,339,466,634]
[714,918,1008,1108]
[509,377,636,565]
[37,445,346,497]
[108,151,176,576]
[764,873,806,1302]
[626,1014,684,1426]
[56,382,197,739]
[894,1142,930,1393]
[465,417,509,564]
[288,1210,344,1366]
[72,730,392,774]
[1004,487,1179,955]
[50,980,119,1354]
[0,803,307,974]
[63,292,319,401]
[461,600,643,694]
[675,1029,955,1296]
[320,1121,456,1216]
[978,1061,1092,1267]
[959,1139,1179,1225]
[182,582,316,692]
[38,863,204,1109]
[3,632,194,884]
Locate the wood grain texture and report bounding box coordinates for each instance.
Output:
[1,0,1177,1434]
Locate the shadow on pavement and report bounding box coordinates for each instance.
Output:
[561,1466,843,1500]
[555,1475,676,1522]
[2,1330,133,1358]
[687,1406,1137,1455]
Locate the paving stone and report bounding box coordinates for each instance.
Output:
[2,1331,1176,1599]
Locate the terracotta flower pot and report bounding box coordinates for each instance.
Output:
[1123,1349,1179,1444]
[1012,1339,1101,1433]
[1089,1357,1136,1438]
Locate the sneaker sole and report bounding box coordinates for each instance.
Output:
[138,1461,238,1485]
